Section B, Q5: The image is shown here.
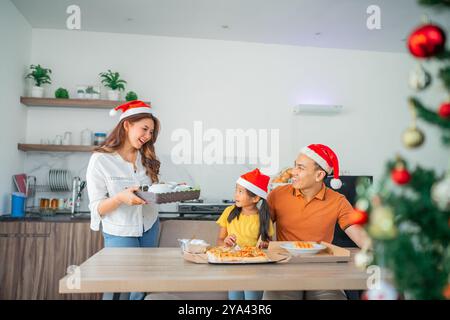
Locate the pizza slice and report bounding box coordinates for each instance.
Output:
[206,246,269,263]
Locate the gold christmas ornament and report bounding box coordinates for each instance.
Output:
[368,206,397,240]
[402,127,425,148]
[403,101,425,149]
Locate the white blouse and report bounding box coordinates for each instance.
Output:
[86,151,158,237]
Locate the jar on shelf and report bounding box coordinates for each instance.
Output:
[93,133,107,146]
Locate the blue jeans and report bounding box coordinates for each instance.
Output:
[102,219,160,300]
[228,291,263,300]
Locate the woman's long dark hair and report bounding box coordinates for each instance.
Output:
[94,113,161,183]
[227,189,271,242]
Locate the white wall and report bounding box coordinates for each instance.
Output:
[0,0,31,213]
[25,28,449,201]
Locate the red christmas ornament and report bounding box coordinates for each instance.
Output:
[350,208,369,225]
[408,24,446,58]
[438,102,450,119]
[391,164,411,185]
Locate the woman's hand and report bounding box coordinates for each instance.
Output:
[224,234,237,247]
[115,186,146,206]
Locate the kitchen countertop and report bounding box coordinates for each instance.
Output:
[0,212,220,222]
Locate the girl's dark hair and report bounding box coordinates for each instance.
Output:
[227,189,271,242]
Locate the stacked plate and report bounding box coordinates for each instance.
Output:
[48,169,73,192]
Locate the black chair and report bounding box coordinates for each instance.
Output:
[324,175,373,300]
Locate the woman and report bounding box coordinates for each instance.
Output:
[86,100,161,300]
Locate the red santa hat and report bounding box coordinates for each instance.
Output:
[300,144,342,189]
[109,100,152,121]
[236,168,270,199]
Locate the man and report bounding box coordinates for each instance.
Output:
[264,144,370,300]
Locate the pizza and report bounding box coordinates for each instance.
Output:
[293,241,314,249]
[206,246,269,263]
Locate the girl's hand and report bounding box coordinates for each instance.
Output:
[115,186,147,206]
[258,241,270,249]
[224,234,237,247]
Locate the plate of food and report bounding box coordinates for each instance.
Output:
[279,241,327,256]
[206,246,274,264]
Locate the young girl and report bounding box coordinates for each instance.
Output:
[86,100,161,300]
[216,168,274,300]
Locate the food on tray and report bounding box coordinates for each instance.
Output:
[293,241,314,249]
[206,246,269,263]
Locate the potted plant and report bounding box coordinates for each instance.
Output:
[55,87,69,99]
[25,64,52,98]
[76,85,86,98]
[99,70,127,101]
[125,91,138,101]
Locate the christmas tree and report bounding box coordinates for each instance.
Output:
[353,0,450,300]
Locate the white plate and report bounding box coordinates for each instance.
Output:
[63,170,67,191]
[280,242,327,256]
[50,170,55,192]
[56,169,61,191]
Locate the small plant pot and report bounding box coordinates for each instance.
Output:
[31,86,44,98]
[107,90,120,101]
[77,92,85,99]
[92,93,100,99]
[85,93,93,99]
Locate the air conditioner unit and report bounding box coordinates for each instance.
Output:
[293,104,343,114]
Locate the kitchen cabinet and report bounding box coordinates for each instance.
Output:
[0,221,103,299]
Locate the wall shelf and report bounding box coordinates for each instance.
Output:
[18,144,95,152]
[20,97,149,109]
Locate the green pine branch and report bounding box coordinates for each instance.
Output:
[419,0,450,7]
[439,65,450,91]
[409,97,450,145]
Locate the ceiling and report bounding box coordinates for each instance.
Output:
[11,0,450,53]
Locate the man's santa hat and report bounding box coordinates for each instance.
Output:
[109,100,152,121]
[300,144,343,189]
[236,169,270,199]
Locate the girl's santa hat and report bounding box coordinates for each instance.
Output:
[109,100,152,121]
[300,144,343,189]
[236,169,270,199]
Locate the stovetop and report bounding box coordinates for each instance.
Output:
[178,199,235,213]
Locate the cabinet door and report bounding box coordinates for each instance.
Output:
[48,222,103,300]
[0,222,23,299]
[16,222,51,299]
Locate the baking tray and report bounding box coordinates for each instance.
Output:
[135,189,200,204]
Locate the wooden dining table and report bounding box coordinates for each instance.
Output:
[59,247,370,294]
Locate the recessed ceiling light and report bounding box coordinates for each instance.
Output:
[221,25,229,29]
[315,32,322,36]
[126,18,134,22]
